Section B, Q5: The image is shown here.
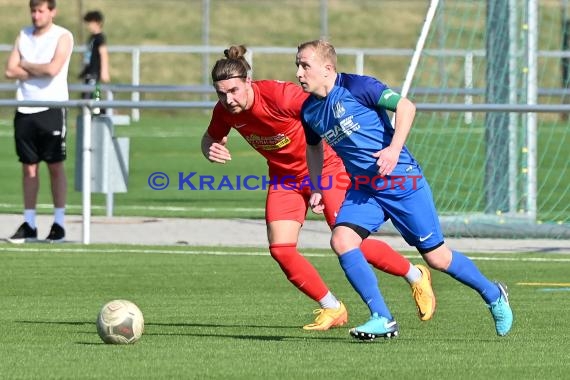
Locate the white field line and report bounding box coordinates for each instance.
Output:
[0,246,569,261]
[0,203,264,212]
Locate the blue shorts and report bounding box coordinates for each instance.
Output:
[335,167,444,251]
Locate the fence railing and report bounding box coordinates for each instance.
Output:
[1,83,568,121]
[2,44,570,120]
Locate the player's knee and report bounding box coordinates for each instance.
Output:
[420,243,452,270]
[329,234,341,254]
[331,241,358,256]
[330,224,367,255]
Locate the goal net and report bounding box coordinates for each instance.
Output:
[402,0,569,238]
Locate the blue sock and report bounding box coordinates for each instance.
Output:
[445,250,500,304]
[338,248,392,320]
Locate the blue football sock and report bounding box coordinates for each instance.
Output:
[445,250,500,304]
[338,248,393,320]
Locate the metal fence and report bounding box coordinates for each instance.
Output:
[2,44,570,121]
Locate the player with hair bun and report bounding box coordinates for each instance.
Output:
[201,45,436,331]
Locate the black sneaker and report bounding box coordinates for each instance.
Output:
[8,222,38,244]
[45,223,65,243]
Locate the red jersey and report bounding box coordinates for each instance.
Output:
[207,80,341,179]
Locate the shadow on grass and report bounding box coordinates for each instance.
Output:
[16,320,299,329]
[16,320,94,326]
[144,331,345,342]
[15,320,347,343]
[145,321,300,329]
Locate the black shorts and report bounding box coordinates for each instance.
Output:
[14,108,67,164]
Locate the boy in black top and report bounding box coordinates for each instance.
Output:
[79,10,110,101]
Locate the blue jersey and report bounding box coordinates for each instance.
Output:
[301,73,444,250]
[301,73,418,180]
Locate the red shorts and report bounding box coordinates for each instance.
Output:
[265,164,349,227]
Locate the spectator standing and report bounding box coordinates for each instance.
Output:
[79,10,110,109]
[4,0,74,243]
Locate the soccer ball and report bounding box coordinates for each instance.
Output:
[96,299,144,344]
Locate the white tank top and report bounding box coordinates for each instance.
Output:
[16,24,73,114]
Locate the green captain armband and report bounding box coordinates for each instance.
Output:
[378,89,402,111]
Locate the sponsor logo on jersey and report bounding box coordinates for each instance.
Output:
[322,115,360,146]
[244,133,291,150]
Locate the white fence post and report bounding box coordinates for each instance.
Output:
[131,48,140,122]
[81,106,92,244]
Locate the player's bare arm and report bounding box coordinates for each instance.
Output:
[306,142,325,214]
[4,37,29,80]
[373,97,416,176]
[20,33,72,77]
[201,132,232,164]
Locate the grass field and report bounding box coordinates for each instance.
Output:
[0,2,568,378]
[0,244,569,379]
[0,1,567,94]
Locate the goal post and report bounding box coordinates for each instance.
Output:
[399,0,440,99]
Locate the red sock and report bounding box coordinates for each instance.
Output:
[269,243,329,302]
[361,239,411,277]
